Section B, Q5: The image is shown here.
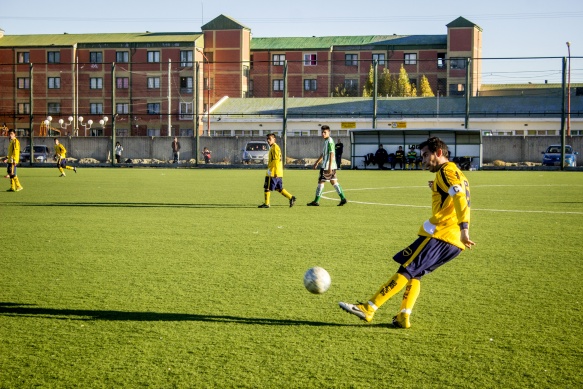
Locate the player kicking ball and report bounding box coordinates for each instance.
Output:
[257,133,296,208]
[339,137,475,328]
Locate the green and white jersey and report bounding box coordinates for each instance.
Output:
[320,137,338,170]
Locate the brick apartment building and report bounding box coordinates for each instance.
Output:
[0,14,481,137]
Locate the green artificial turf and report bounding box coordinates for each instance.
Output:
[1,168,582,388]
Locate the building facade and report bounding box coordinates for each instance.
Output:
[0,14,481,137]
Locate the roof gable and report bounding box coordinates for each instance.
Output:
[201,14,250,31]
[446,16,482,31]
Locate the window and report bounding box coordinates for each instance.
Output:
[180,77,193,93]
[48,103,61,114]
[17,78,30,89]
[147,51,160,63]
[90,78,103,89]
[147,103,160,114]
[449,83,465,96]
[17,52,29,63]
[116,103,129,114]
[304,54,317,66]
[116,51,129,63]
[404,53,417,65]
[17,103,30,114]
[48,52,60,63]
[437,53,446,69]
[450,58,467,70]
[372,54,385,65]
[273,79,284,91]
[90,52,103,64]
[272,54,285,66]
[180,102,193,120]
[48,77,61,89]
[91,128,103,137]
[437,78,447,96]
[345,79,358,89]
[147,77,160,89]
[345,54,358,66]
[304,79,317,91]
[203,77,214,91]
[90,103,103,114]
[410,78,417,88]
[180,50,193,67]
[116,77,129,89]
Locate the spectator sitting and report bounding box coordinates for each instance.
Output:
[375,144,389,170]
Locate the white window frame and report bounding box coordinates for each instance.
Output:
[48,77,61,89]
[90,78,103,89]
[273,79,284,91]
[404,53,417,65]
[147,51,160,63]
[272,54,285,66]
[180,50,193,67]
[147,77,161,89]
[304,53,317,66]
[180,102,194,120]
[372,53,385,65]
[304,79,317,91]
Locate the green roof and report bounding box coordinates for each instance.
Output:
[201,14,250,31]
[251,35,446,51]
[0,32,202,47]
[446,17,482,32]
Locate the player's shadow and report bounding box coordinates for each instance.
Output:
[3,202,256,209]
[0,302,370,327]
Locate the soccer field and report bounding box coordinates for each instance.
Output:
[1,168,582,388]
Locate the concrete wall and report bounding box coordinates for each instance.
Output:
[1,135,580,165]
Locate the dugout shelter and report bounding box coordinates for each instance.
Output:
[350,129,482,170]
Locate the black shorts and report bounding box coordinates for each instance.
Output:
[317,168,337,182]
[393,236,461,279]
[264,176,283,192]
[7,163,17,177]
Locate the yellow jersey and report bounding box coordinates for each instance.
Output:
[7,138,20,164]
[55,143,67,159]
[266,143,283,177]
[418,162,471,250]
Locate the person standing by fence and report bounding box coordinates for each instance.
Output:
[171,137,181,163]
[115,142,123,163]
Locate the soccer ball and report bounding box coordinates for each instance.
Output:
[303,266,331,294]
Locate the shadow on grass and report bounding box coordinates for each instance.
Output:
[0,302,375,327]
[0,202,257,209]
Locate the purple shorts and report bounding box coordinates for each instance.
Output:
[393,236,461,279]
[264,176,283,192]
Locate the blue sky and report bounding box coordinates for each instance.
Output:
[1,0,581,84]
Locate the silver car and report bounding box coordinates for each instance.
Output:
[242,141,269,164]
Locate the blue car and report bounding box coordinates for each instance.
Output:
[541,145,578,167]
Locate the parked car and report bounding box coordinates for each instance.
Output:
[242,141,269,164]
[541,145,578,167]
[20,145,51,163]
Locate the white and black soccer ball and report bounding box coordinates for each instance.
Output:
[303,266,331,294]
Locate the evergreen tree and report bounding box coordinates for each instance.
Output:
[362,64,374,97]
[396,65,413,97]
[419,75,435,97]
[378,68,393,97]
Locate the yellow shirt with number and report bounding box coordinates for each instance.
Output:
[8,138,20,164]
[418,162,471,250]
[54,143,67,159]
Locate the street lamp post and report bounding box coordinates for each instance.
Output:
[195,47,211,136]
[566,42,571,137]
[78,116,94,136]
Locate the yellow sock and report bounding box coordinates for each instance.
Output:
[66,166,74,170]
[399,279,421,313]
[58,166,64,174]
[280,189,292,199]
[264,191,271,205]
[369,273,408,309]
[10,178,15,190]
[14,177,21,188]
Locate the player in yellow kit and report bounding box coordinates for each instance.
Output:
[3,129,23,191]
[339,137,475,328]
[258,133,296,208]
[54,138,77,177]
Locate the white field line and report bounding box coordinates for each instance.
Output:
[320,185,583,215]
